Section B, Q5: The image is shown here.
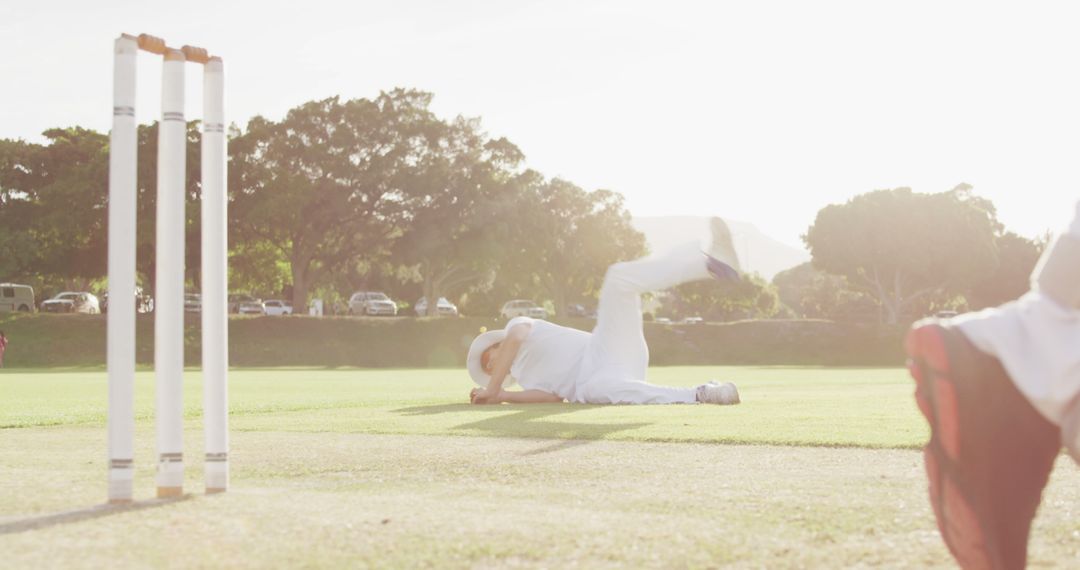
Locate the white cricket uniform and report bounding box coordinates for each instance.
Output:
[504,316,590,399]
[953,200,1080,461]
[505,242,711,404]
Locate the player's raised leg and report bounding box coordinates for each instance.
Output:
[577,217,742,404]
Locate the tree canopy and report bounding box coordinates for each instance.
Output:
[1,89,648,316]
[804,185,1002,324]
[3,93,1043,323]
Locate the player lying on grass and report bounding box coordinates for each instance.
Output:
[906,199,1080,569]
[466,217,742,406]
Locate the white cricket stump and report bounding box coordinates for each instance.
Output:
[106,34,139,505]
[107,459,135,504]
[201,56,230,494]
[205,453,229,493]
[155,48,188,499]
[106,33,229,503]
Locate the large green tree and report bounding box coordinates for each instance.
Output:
[229,89,440,310]
[0,123,205,300]
[501,176,647,316]
[0,138,48,280]
[3,90,649,318]
[0,128,109,290]
[392,117,525,316]
[804,185,1000,324]
[132,122,205,294]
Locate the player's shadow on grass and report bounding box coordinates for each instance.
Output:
[0,496,194,536]
[394,403,649,456]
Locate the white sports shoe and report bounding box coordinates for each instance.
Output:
[696,380,740,405]
[705,217,741,281]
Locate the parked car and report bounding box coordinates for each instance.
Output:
[184,293,202,313]
[654,317,673,325]
[681,316,704,325]
[228,293,265,315]
[566,303,596,318]
[348,291,398,316]
[263,299,293,316]
[41,292,100,314]
[414,296,459,317]
[0,283,35,312]
[500,300,548,319]
[934,310,959,319]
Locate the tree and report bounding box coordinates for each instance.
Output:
[229,90,440,310]
[804,186,1000,324]
[967,231,1045,310]
[228,239,291,297]
[502,176,647,316]
[664,273,780,321]
[554,185,648,314]
[0,138,47,280]
[772,262,872,319]
[3,90,649,319]
[392,117,525,316]
[132,121,205,294]
[0,122,209,298]
[0,128,109,289]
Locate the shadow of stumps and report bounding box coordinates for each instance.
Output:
[0,494,196,536]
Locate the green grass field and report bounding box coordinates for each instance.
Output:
[3,367,1078,568]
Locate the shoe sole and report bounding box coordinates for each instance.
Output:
[905,324,994,569]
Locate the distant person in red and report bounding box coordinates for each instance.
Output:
[0,331,7,368]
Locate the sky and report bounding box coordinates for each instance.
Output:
[3,0,1079,249]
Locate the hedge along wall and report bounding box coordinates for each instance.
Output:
[0,313,906,369]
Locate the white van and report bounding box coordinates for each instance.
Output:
[0,283,35,312]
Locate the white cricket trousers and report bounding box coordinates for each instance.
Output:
[954,200,1080,460]
[571,242,711,404]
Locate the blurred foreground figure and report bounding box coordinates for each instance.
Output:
[906,201,1080,569]
[467,218,742,406]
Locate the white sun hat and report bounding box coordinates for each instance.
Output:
[466,329,517,388]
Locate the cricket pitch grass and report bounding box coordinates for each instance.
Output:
[2,367,1079,568]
